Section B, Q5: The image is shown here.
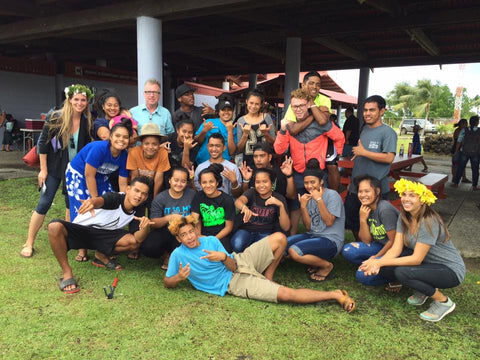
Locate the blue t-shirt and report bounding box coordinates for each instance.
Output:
[194,118,237,164]
[70,140,129,179]
[130,104,174,136]
[94,117,109,140]
[166,236,234,296]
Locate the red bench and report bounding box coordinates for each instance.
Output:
[418,173,448,199]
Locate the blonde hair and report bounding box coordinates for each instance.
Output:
[168,215,198,236]
[48,98,93,149]
[144,78,161,89]
[290,88,311,102]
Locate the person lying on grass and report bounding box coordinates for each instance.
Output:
[164,215,355,313]
[359,178,466,322]
[48,176,154,294]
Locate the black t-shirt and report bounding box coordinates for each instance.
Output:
[240,189,288,232]
[191,190,235,237]
[172,106,204,132]
[247,167,288,197]
[163,132,199,168]
[343,115,360,146]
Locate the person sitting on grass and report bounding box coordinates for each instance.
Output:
[126,123,171,260]
[140,167,196,269]
[164,215,356,313]
[191,163,236,252]
[359,178,466,322]
[48,176,154,293]
[342,175,411,288]
[231,168,290,253]
[286,159,345,282]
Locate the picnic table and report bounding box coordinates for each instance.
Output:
[337,154,447,203]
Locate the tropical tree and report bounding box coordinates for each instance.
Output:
[386,82,415,117]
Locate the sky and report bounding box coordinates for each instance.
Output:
[328,63,480,100]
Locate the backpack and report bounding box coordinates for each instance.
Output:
[462,127,480,156]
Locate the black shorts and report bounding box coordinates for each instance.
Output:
[325,139,338,166]
[50,219,129,256]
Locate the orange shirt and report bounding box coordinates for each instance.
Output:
[126,146,171,178]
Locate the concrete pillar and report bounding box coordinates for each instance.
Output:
[337,105,342,126]
[222,81,230,91]
[357,67,370,127]
[136,16,163,106]
[283,37,301,112]
[248,73,257,91]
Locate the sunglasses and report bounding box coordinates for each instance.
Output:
[70,137,75,149]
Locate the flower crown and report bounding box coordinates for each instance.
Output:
[394,178,437,206]
[64,84,94,100]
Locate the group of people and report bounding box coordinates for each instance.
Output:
[21,71,465,322]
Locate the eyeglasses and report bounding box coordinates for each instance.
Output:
[144,91,160,95]
[292,104,307,110]
[69,137,75,149]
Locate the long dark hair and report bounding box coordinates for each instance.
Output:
[110,117,133,138]
[199,163,223,189]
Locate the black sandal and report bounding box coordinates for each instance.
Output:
[92,257,124,271]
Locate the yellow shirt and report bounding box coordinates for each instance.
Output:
[285,93,331,122]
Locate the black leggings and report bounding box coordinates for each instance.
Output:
[380,263,461,297]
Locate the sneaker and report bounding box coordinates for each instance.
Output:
[407,292,428,306]
[420,297,456,322]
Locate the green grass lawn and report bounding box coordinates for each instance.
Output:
[1,178,479,359]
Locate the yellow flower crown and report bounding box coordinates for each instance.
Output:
[394,178,437,206]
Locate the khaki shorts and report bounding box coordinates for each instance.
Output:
[227,237,281,303]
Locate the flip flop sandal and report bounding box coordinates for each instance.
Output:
[127,252,140,260]
[58,277,80,294]
[75,254,89,262]
[20,244,34,258]
[92,257,124,271]
[308,272,337,283]
[385,282,402,293]
[306,266,320,275]
[339,290,356,313]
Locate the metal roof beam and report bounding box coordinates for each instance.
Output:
[312,37,367,62]
[405,28,440,57]
[239,45,284,61]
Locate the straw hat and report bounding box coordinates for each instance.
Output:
[138,123,162,140]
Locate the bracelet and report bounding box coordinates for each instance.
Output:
[222,253,228,262]
[316,197,323,201]
[243,178,251,183]
[232,183,240,190]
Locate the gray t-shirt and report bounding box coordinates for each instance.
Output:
[194,159,242,196]
[295,120,332,144]
[367,200,399,245]
[350,124,397,194]
[396,216,466,282]
[150,188,196,219]
[307,188,345,255]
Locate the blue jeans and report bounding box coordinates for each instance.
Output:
[343,242,413,286]
[35,174,63,215]
[287,233,338,260]
[230,230,272,253]
[454,153,479,187]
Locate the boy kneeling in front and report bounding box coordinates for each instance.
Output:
[48,176,154,293]
[164,215,355,312]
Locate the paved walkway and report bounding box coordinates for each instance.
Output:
[1,151,479,257]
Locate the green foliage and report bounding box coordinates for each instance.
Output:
[1,178,479,359]
[387,80,480,120]
[436,123,455,135]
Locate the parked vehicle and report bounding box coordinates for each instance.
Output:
[400,119,437,135]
